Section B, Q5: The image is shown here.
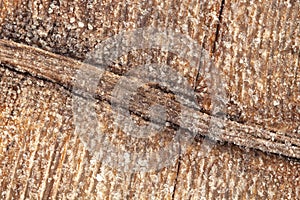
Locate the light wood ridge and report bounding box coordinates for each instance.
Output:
[0,39,299,160]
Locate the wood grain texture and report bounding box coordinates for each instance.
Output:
[0,0,299,199]
[0,39,299,160]
[212,0,299,135]
[0,0,298,134]
[0,66,299,199]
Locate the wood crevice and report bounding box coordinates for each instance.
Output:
[212,0,225,53]
[0,39,299,160]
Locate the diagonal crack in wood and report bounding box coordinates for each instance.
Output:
[0,39,299,160]
[212,0,225,53]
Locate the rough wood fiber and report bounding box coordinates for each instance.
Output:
[0,66,299,199]
[211,0,299,135]
[0,0,298,136]
[0,0,299,199]
[1,39,300,160]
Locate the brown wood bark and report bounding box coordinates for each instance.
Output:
[0,0,299,199]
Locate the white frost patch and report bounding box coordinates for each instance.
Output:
[78,22,84,28]
[96,173,104,182]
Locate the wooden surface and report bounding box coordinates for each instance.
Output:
[0,0,299,199]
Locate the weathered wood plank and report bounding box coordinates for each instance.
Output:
[212,0,299,134]
[0,39,300,160]
[0,66,299,199]
[0,0,299,199]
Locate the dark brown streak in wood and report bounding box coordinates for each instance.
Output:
[0,39,299,160]
[171,155,181,200]
[194,35,206,92]
[212,0,225,54]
